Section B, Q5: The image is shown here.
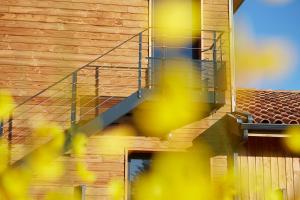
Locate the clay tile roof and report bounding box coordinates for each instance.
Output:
[236,89,300,125]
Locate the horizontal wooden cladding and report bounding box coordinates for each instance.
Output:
[10,109,230,198]
[0,26,150,42]
[0,13,148,28]
[1,5,148,22]
[1,4,148,18]
[0,39,149,56]
[0,57,148,70]
[0,49,148,65]
[0,20,146,35]
[1,0,148,14]
[1,67,146,81]
[0,0,150,108]
[1,86,143,97]
[202,0,229,30]
[0,34,149,49]
[49,0,148,7]
[0,67,148,96]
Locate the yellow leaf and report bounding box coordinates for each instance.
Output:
[284,127,300,153]
[72,133,87,156]
[153,0,201,45]
[108,179,124,200]
[0,139,9,174]
[0,90,14,120]
[76,162,96,183]
[133,62,206,137]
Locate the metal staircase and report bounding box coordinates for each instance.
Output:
[0,28,226,163]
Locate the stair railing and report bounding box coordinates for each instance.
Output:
[0,28,225,163]
[0,28,150,162]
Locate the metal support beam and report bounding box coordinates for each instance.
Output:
[0,120,3,137]
[78,89,151,136]
[8,115,13,143]
[138,32,142,98]
[212,32,218,104]
[148,59,152,89]
[71,72,77,129]
[8,114,13,164]
[95,66,100,116]
[219,34,223,67]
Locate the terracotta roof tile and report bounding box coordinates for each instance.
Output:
[236,89,300,125]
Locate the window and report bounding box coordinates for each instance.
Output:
[128,152,153,199]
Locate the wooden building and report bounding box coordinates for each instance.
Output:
[1,0,299,199]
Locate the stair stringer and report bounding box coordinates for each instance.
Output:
[77,88,152,137]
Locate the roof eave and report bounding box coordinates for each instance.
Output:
[234,0,245,13]
[240,123,300,132]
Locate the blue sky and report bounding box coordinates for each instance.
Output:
[234,0,300,90]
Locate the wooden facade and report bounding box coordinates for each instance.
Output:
[238,137,300,200]
[0,0,264,199]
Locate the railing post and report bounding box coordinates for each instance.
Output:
[95,66,100,116]
[8,114,13,164]
[71,72,77,130]
[233,152,240,200]
[219,34,223,66]
[212,31,218,104]
[0,120,3,137]
[138,32,142,98]
[148,60,152,89]
[8,115,13,144]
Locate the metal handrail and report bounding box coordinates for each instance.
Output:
[1,28,226,147]
[13,28,150,110]
[13,27,224,110]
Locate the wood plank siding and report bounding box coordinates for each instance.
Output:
[0,0,149,98]
[237,137,300,200]
[0,0,150,161]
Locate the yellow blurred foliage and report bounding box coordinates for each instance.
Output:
[72,133,87,156]
[0,90,15,121]
[236,37,293,72]
[132,151,220,200]
[27,123,66,180]
[96,125,136,154]
[266,189,284,200]
[153,0,201,45]
[0,140,9,174]
[44,191,74,200]
[213,169,237,200]
[76,162,96,183]
[28,148,65,181]
[1,168,31,200]
[108,179,124,200]
[263,0,293,5]
[284,127,300,153]
[235,23,296,86]
[134,62,206,137]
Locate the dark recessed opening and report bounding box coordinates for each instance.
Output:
[274,120,283,124]
[261,119,270,124]
[289,120,298,124]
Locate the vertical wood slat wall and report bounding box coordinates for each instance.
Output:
[238,137,300,200]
